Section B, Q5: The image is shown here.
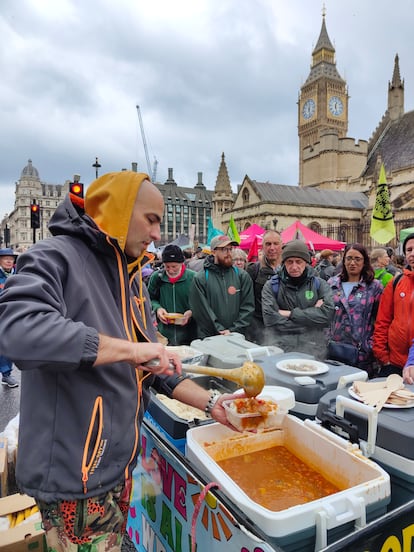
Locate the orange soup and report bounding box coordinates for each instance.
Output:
[217,445,340,511]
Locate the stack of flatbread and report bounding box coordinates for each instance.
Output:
[352,375,414,411]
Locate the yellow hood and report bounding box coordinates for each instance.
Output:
[84,171,149,252]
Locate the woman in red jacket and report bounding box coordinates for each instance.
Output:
[373,233,414,376]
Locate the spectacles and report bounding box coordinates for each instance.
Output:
[216,247,233,253]
[345,256,364,263]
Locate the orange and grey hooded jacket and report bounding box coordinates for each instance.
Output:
[373,268,414,369]
[0,171,185,502]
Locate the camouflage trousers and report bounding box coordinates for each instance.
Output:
[36,478,131,552]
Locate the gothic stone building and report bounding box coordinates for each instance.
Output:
[1,161,215,251]
[4,14,414,251]
[219,14,414,248]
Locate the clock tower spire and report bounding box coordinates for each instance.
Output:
[388,53,404,120]
[298,10,349,186]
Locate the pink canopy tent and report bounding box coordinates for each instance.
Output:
[280,220,346,251]
[239,224,266,250]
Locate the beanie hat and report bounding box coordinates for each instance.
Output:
[162,244,185,263]
[281,240,311,263]
[403,233,414,254]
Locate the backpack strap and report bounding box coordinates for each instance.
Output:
[270,274,280,296]
[392,272,403,291]
[151,270,163,301]
[270,274,320,298]
[247,261,260,281]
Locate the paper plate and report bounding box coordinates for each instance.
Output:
[276,358,329,376]
[348,386,414,409]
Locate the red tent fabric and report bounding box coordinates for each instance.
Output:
[281,221,345,251]
[239,224,266,250]
[247,236,259,262]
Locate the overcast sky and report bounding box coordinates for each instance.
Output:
[1,0,414,218]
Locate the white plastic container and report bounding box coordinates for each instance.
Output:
[191,333,282,368]
[223,397,282,431]
[165,313,186,325]
[165,345,207,365]
[223,386,295,431]
[186,415,390,550]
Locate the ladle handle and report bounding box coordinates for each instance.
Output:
[181,364,241,386]
[181,364,234,377]
[144,360,240,385]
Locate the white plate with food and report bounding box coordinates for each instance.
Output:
[348,386,414,409]
[276,358,329,376]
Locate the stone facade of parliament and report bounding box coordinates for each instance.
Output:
[3,14,414,251]
[215,14,414,248]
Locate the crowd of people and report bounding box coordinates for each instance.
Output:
[0,169,413,551]
[149,230,414,383]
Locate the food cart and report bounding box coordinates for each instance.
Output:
[126,343,414,552]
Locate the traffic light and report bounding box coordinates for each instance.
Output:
[70,181,84,198]
[30,202,40,229]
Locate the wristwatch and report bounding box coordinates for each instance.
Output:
[205,390,221,418]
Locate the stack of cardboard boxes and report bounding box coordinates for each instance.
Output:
[0,437,46,551]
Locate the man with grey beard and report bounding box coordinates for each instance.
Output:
[246,229,282,344]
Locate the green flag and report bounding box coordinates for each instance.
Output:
[228,216,240,244]
[370,164,396,244]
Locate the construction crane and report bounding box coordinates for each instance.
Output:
[136,105,158,182]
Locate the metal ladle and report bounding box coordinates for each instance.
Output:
[145,360,265,397]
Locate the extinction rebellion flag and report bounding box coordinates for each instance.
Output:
[370,163,396,244]
[228,215,240,244]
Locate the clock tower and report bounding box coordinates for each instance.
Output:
[298,11,350,187]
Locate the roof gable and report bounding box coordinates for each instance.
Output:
[242,179,367,209]
[365,111,414,177]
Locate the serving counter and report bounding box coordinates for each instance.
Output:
[126,349,414,552]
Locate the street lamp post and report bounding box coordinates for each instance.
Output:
[92,157,101,179]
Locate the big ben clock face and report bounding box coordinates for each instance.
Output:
[302,98,316,120]
[328,96,344,116]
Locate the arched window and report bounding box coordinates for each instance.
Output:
[309,221,321,233]
[242,188,250,206]
[339,224,348,242]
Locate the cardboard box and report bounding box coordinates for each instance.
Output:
[0,440,7,498]
[0,494,45,551]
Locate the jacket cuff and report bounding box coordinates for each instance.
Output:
[79,328,100,368]
[153,373,190,397]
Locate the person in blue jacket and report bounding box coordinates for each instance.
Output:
[0,248,19,387]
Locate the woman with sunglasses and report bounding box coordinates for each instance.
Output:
[327,243,383,376]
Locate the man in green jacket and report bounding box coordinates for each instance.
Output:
[370,248,394,287]
[148,244,197,345]
[189,235,254,339]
